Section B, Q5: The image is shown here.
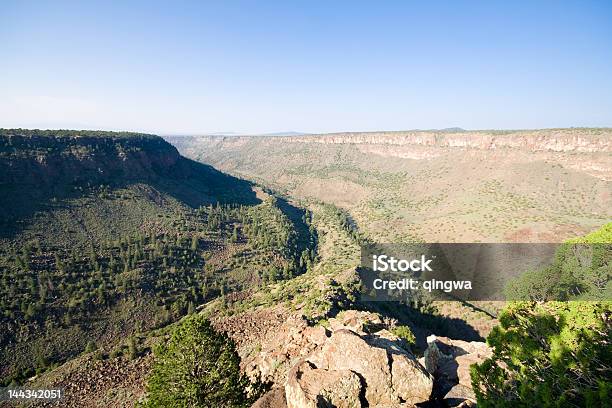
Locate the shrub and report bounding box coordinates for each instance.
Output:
[391,325,417,350]
[142,315,251,407]
[109,348,123,359]
[471,301,611,407]
[505,223,611,301]
[127,336,138,360]
[84,341,97,353]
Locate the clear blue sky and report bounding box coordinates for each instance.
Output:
[1,1,611,134]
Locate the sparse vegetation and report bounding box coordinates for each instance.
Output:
[173,131,611,243]
[0,130,317,385]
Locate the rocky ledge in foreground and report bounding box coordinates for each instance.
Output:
[248,310,491,408]
[423,335,493,407]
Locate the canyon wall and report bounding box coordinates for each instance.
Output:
[0,130,189,187]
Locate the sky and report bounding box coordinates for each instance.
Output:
[0,0,611,134]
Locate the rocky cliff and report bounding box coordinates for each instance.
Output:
[169,128,611,243]
[0,129,190,188]
[171,128,612,181]
[176,128,612,152]
[277,129,612,153]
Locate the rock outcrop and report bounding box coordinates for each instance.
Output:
[423,335,492,407]
[285,360,362,408]
[247,311,494,408]
[285,130,612,154]
[0,130,187,186]
[252,386,288,408]
[243,314,327,385]
[177,129,612,154]
[174,128,612,183]
[247,311,434,408]
[310,329,432,406]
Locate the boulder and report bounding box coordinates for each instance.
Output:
[313,329,433,406]
[314,329,393,405]
[425,335,491,387]
[245,310,436,407]
[252,386,288,408]
[328,310,385,334]
[285,360,362,408]
[444,384,477,407]
[390,352,435,405]
[245,315,329,384]
[301,326,329,348]
[423,335,491,404]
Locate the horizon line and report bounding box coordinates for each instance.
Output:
[2,125,612,137]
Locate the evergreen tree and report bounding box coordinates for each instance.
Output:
[127,336,138,360]
[471,301,611,407]
[142,315,250,407]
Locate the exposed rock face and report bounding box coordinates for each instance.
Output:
[174,129,612,181]
[423,335,492,406]
[252,387,288,408]
[244,311,494,407]
[283,130,612,153]
[174,129,612,154]
[243,311,391,385]
[311,329,432,406]
[390,352,435,405]
[328,310,386,333]
[0,131,189,187]
[285,360,362,408]
[243,315,327,385]
[444,384,478,408]
[245,310,434,408]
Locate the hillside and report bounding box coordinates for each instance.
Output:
[1,129,257,232]
[168,128,611,243]
[0,129,317,386]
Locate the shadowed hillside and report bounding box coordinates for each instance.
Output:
[0,129,258,238]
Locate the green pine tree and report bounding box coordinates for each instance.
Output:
[142,315,251,407]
